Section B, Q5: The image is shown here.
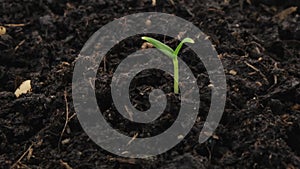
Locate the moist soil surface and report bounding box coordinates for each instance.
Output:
[1,0,300,168]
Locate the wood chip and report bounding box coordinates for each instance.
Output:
[141,42,153,49]
[14,80,32,98]
[229,70,237,75]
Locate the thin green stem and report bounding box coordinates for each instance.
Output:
[141,36,194,94]
[173,58,179,94]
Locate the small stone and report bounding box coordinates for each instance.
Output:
[145,19,151,26]
[0,26,6,35]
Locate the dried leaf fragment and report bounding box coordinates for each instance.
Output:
[14,80,31,98]
[274,6,297,21]
[27,147,33,160]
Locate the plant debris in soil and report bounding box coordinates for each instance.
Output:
[0,0,300,168]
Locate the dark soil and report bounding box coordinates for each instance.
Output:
[1,0,300,168]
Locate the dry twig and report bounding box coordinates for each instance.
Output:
[60,160,73,169]
[4,23,29,27]
[127,133,138,145]
[15,40,25,51]
[58,90,76,149]
[10,144,33,169]
[244,61,269,84]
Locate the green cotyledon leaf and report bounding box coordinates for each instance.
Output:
[173,38,195,56]
[142,36,176,59]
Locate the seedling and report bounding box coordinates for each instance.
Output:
[141,36,194,94]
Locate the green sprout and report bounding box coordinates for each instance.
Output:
[141,36,194,94]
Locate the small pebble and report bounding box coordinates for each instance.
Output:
[0,26,6,35]
[145,19,151,26]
